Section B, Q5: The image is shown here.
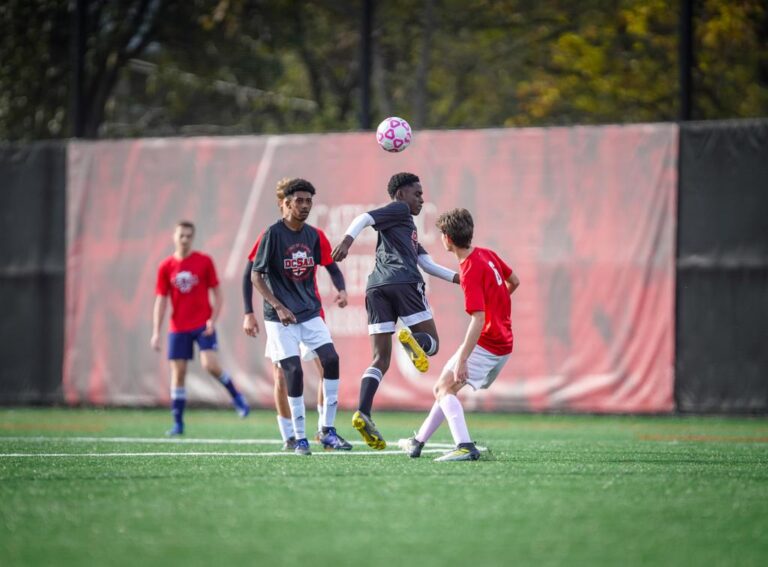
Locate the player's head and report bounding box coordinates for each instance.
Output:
[283,178,316,223]
[174,220,195,255]
[436,208,474,251]
[388,172,423,215]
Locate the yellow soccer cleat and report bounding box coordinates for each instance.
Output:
[397,328,429,373]
[352,410,387,450]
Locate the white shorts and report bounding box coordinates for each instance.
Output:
[264,341,317,362]
[264,317,332,363]
[444,344,510,391]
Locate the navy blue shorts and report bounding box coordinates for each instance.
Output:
[167,325,218,360]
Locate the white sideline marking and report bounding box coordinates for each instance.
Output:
[0,436,459,449]
[0,449,460,459]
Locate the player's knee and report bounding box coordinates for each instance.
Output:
[315,343,339,378]
[279,356,303,397]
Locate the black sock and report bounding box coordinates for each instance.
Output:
[413,332,437,355]
[358,367,383,416]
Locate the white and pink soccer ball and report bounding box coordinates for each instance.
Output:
[376,116,412,153]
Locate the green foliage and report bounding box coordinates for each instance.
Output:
[1,0,767,140]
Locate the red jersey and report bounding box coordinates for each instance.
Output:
[459,247,514,355]
[155,251,219,332]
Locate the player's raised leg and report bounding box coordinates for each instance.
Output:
[398,316,440,373]
[199,345,249,418]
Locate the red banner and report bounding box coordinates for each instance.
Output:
[65,124,677,412]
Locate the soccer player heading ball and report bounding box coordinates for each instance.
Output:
[151,221,250,436]
[332,172,460,449]
[399,208,520,461]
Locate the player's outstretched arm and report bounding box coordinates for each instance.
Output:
[242,260,259,337]
[332,212,376,262]
[251,271,297,325]
[417,253,459,284]
[506,270,520,295]
[151,295,168,351]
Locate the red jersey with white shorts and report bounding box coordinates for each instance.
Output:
[155,251,219,332]
[459,247,513,355]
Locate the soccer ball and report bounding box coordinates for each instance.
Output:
[376,116,412,153]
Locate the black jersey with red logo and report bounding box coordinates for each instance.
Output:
[366,201,427,290]
[251,220,333,323]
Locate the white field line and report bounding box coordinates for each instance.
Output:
[0,436,488,457]
[0,436,458,449]
[0,449,458,458]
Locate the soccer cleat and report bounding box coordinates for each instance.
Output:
[397,436,425,458]
[294,438,312,456]
[434,442,481,462]
[397,328,429,373]
[351,410,386,450]
[233,394,250,418]
[320,427,353,451]
[282,436,298,451]
[165,423,184,436]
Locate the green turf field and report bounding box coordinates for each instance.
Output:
[1,409,766,566]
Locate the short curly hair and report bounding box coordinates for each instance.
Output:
[283,178,316,199]
[387,172,420,198]
[435,208,474,248]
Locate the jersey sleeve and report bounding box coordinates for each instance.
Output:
[316,228,334,266]
[252,228,273,273]
[207,255,220,288]
[247,231,265,262]
[368,201,410,227]
[461,264,486,314]
[155,262,169,296]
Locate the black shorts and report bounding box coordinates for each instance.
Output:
[365,282,433,335]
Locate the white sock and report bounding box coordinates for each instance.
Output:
[438,394,471,445]
[322,379,340,428]
[317,404,324,432]
[276,415,294,441]
[287,395,306,440]
[415,401,445,443]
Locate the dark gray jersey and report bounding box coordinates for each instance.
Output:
[251,220,333,323]
[366,201,427,290]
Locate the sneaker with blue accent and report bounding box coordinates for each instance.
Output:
[294,438,312,456]
[434,442,481,462]
[165,423,184,436]
[282,437,297,451]
[233,394,250,418]
[320,427,353,451]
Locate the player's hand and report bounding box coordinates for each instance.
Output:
[334,290,348,308]
[203,319,215,336]
[331,235,354,262]
[453,273,461,284]
[454,359,469,384]
[243,313,260,337]
[275,305,297,326]
[150,333,161,352]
